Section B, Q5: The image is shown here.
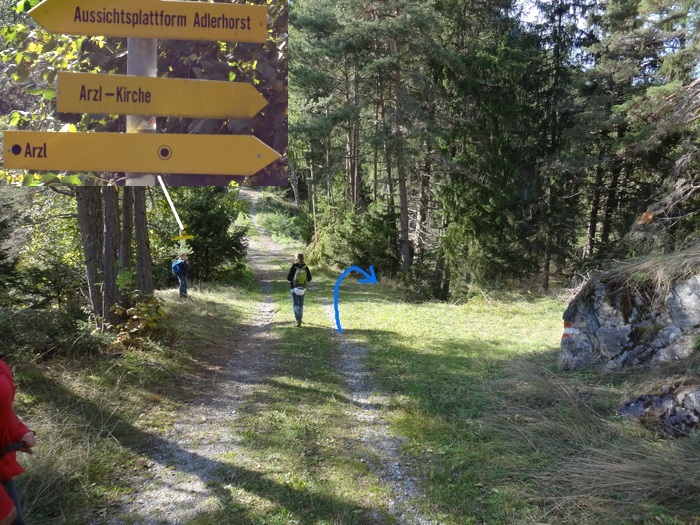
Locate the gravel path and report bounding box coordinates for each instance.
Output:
[321,303,437,525]
[101,188,436,524]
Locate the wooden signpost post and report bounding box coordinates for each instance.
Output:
[2,0,284,185]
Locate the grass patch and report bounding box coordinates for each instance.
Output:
[256,191,312,244]
[10,279,262,524]
[334,283,700,524]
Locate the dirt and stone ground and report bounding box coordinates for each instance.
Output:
[104,188,435,524]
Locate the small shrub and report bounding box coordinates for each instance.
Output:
[115,269,137,294]
[0,308,107,361]
[111,296,168,347]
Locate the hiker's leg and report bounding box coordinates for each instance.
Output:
[297,293,305,323]
[2,480,25,525]
[179,276,188,297]
[291,291,302,322]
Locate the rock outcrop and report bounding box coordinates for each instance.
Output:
[617,384,700,437]
[560,273,700,371]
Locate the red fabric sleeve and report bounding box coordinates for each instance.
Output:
[10,413,30,445]
[0,361,29,443]
[0,360,28,481]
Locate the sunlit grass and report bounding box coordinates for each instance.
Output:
[331,281,700,524]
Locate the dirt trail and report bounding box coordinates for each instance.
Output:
[320,304,436,525]
[104,188,435,524]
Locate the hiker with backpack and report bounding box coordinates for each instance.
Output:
[0,358,36,525]
[287,253,312,327]
[172,253,190,299]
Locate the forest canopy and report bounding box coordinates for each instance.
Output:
[288,0,699,298]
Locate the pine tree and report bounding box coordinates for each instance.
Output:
[0,191,19,305]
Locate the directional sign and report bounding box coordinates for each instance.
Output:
[57,72,268,119]
[29,0,267,42]
[3,131,280,176]
[172,233,195,241]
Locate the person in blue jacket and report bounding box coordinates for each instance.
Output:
[172,254,190,298]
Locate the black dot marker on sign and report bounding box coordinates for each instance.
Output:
[158,146,172,160]
[11,144,21,155]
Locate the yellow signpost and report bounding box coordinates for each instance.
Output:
[5,0,285,185]
[57,72,269,119]
[171,233,195,241]
[4,131,281,176]
[29,0,268,42]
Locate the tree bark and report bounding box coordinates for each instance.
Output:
[394,48,411,271]
[415,144,431,259]
[75,187,104,320]
[133,187,154,296]
[600,161,621,247]
[102,187,120,325]
[583,160,605,259]
[120,187,134,271]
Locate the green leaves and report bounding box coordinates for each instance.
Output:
[13,0,39,14]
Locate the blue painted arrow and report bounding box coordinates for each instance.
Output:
[334,265,378,333]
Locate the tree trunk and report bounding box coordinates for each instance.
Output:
[415,144,431,258]
[542,233,552,292]
[384,142,395,217]
[120,187,134,271]
[133,187,154,296]
[325,105,334,206]
[75,187,104,320]
[583,160,605,259]
[381,92,395,217]
[435,249,450,300]
[102,187,120,325]
[353,65,361,206]
[394,50,411,271]
[373,95,380,203]
[600,162,621,247]
[345,65,355,204]
[288,162,300,207]
[310,159,318,240]
[396,145,411,271]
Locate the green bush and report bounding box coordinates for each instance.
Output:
[150,187,249,283]
[258,193,313,243]
[0,308,108,360]
[311,201,400,276]
[111,295,170,347]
